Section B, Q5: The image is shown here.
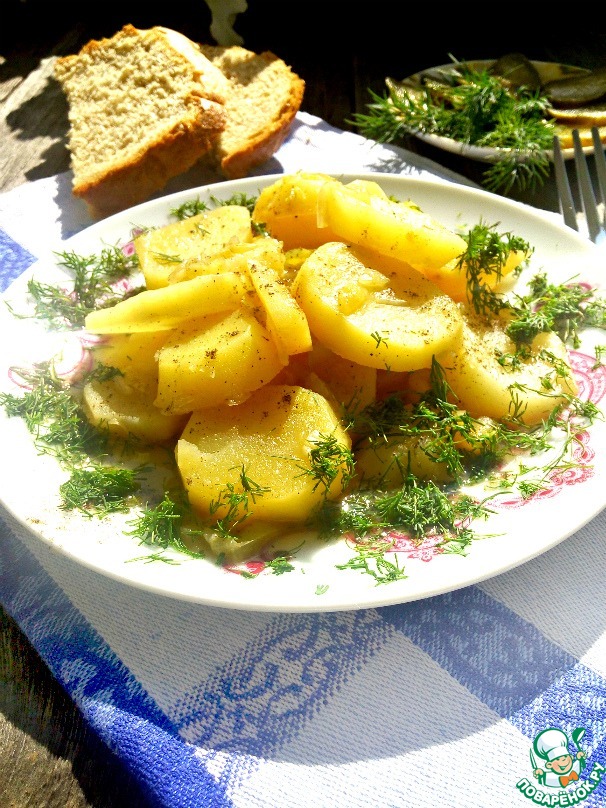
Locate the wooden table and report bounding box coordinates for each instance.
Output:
[1,4,606,805]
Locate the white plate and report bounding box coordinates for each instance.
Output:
[1,173,605,613]
[400,60,597,161]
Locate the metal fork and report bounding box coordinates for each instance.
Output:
[553,127,606,243]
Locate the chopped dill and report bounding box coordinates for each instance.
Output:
[296,434,356,496]
[336,546,407,585]
[16,245,140,330]
[126,492,205,556]
[507,272,606,347]
[0,362,108,464]
[350,59,554,194]
[209,467,270,537]
[171,192,258,220]
[59,465,140,516]
[458,222,531,314]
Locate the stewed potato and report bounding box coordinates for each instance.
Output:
[293,241,462,371]
[82,377,187,443]
[252,172,341,250]
[76,172,584,562]
[317,178,468,274]
[436,306,577,425]
[155,309,286,413]
[176,384,351,525]
[135,205,253,289]
[84,271,250,334]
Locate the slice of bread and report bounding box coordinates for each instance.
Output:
[54,24,231,218]
[199,45,305,179]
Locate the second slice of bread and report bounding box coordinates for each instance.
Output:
[54,25,231,218]
[199,45,305,179]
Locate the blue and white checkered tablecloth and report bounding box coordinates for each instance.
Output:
[1,112,606,808]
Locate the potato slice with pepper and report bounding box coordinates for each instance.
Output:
[240,238,312,357]
[317,179,467,274]
[293,242,462,371]
[135,205,253,289]
[84,272,249,334]
[436,306,578,425]
[176,384,351,526]
[155,309,286,413]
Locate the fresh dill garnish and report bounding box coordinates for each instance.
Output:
[171,199,211,219]
[507,272,606,347]
[213,192,258,213]
[252,220,271,238]
[0,363,108,464]
[126,492,205,556]
[209,467,270,537]
[171,193,258,220]
[350,59,555,194]
[336,546,407,585]
[296,434,356,496]
[458,222,531,314]
[16,246,139,330]
[59,465,140,516]
[150,251,183,264]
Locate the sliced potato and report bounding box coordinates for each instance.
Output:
[82,378,187,444]
[436,306,578,425]
[135,205,253,289]
[252,172,340,250]
[241,237,312,357]
[84,272,249,334]
[293,242,463,371]
[307,342,377,417]
[88,331,168,394]
[176,384,351,526]
[317,179,467,274]
[155,309,286,414]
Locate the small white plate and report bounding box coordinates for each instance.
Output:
[399,60,596,161]
[1,173,605,612]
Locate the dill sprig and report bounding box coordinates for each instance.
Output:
[0,363,108,464]
[297,433,356,495]
[59,465,140,516]
[126,492,205,556]
[209,466,270,537]
[336,546,407,585]
[171,192,258,220]
[18,245,139,330]
[507,272,606,347]
[458,222,531,314]
[350,60,555,194]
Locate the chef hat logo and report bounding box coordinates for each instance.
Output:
[533,728,570,762]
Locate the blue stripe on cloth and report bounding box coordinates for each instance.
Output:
[381,589,606,805]
[173,609,391,755]
[173,586,606,804]
[0,229,37,291]
[0,515,235,808]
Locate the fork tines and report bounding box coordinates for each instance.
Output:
[553,127,606,243]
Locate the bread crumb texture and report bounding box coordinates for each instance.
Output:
[54,24,229,218]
